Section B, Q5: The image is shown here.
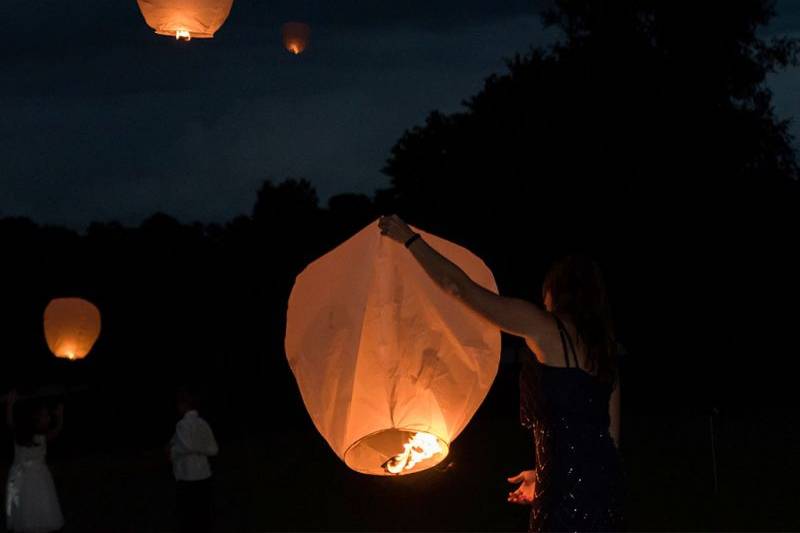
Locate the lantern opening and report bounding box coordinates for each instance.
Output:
[287,41,302,54]
[344,428,448,476]
[175,29,191,41]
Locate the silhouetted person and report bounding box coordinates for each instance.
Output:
[4,389,65,533]
[379,215,624,532]
[169,387,218,533]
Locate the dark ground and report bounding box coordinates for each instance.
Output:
[0,363,794,533]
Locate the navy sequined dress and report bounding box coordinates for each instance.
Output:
[519,317,624,532]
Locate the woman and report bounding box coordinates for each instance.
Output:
[5,389,65,533]
[378,215,624,532]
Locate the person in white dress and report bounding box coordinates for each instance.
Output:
[5,389,64,533]
[168,387,218,533]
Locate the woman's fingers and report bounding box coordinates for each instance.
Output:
[378,216,395,232]
[508,494,525,505]
[379,214,403,227]
[507,481,535,505]
[379,215,404,241]
[508,494,529,504]
[507,472,525,483]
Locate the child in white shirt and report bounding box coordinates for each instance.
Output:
[169,387,218,533]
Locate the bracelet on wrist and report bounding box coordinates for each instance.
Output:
[404,233,421,248]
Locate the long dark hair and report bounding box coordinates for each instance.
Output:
[542,255,617,384]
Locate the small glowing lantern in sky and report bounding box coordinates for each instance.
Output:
[136,0,234,40]
[282,22,310,55]
[44,298,101,361]
[286,221,500,475]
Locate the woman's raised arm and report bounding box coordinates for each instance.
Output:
[378,215,553,344]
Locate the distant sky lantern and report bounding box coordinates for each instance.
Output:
[282,22,310,54]
[286,221,501,475]
[136,0,234,41]
[44,298,101,361]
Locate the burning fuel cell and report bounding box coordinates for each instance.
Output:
[382,432,445,475]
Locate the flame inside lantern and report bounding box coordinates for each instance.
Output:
[383,432,444,474]
[175,29,191,41]
[286,41,303,54]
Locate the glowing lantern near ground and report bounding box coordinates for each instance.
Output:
[286,221,500,475]
[136,0,234,40]
[44,298,101,361]
[282,22,310,54]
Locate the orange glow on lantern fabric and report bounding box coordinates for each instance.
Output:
[285,221,500,475]
[44,298,101,361]
[282,22,310,54]
[136,0,234,39]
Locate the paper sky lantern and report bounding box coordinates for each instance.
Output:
[136,0,234,40]
[44,298,101,361]
[286,221,501,475]
[282,22,310,54]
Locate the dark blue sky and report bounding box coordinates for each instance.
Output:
[1,0,797,229]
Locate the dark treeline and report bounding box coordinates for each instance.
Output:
[0,182,382,447]
[1,0,798,530]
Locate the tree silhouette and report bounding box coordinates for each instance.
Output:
[384,1,798,222]
[253,178,320,225]
[380,0,800,417]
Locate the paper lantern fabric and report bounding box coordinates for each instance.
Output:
[282,22,310,54]
[137,0,234,39]
[44,298,101,361]
[286,221,501,475]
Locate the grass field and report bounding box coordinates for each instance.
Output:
[0,396,793,531]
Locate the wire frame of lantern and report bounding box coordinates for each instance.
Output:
[44,298,101,361]
[286,221,501,475]
[282,22,310,54]
[136,0,234,40]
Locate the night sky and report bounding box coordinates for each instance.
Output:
[1,0,798,229]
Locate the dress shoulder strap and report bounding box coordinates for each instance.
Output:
[554,315,580,369]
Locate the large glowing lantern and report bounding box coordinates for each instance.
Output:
[282,22,310,54]
[136,0,234,40]
[44,298,101,361]
[286,221,501,475]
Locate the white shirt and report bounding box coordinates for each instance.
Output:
[170,410,218,481]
